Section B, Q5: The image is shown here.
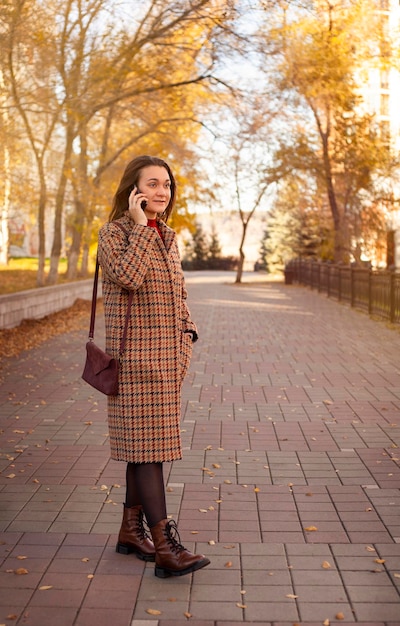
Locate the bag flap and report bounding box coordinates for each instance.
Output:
[86,341,115,375]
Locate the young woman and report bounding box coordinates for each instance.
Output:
[97,155,210,578]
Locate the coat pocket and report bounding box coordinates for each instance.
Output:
[180,331,193,380]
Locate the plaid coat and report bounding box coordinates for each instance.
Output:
[97,213,197,463]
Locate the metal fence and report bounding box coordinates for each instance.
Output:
[285,259,400,325]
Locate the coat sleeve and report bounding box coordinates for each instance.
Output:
[181,282,197,336]
[98,221,158,291]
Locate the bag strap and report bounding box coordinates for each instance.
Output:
[88,256,100,341]
[89,221,133,357]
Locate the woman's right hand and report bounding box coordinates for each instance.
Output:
[128,187,147,225]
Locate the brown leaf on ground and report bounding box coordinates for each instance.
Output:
[146,609,161,616]
[0,299,95,359]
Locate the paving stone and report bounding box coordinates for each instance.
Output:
[1,273,400,624]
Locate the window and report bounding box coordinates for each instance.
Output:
[380,93,390,116]
[380,69,390,89]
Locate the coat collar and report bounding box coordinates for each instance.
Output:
[118,213,176,253]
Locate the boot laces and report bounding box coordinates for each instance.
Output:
[164,520,186,554]
[136,508,151,541]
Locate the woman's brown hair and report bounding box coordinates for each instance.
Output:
[108,155,176,223]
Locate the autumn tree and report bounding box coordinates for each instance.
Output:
[208,97,275,282]
[2,0,239,284]
[258,0,396,264]
[261,174,333,273]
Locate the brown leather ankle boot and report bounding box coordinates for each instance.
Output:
[116,504,155,562]
[150,518,210,578]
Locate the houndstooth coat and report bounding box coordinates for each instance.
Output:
[97,213,197,463]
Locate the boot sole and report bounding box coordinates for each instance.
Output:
[155,557,210,578]
[116,542,156,562]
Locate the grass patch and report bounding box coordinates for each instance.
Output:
[0,258,94,295]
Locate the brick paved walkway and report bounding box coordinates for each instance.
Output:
[1,271,400,626]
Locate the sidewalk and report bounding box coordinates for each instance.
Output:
[0,270,399,626]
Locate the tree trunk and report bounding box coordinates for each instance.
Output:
[0,141,10,266]
[0,70,10,266]
[66,199,85,279]
[48,131,74,285]
[235,221,248,283]
[320,130,348,264]
[80,243,89,278]
[36,168,47,287]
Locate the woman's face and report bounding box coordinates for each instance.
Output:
[137,165,172,219]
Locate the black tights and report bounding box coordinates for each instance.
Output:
[125,462,167,528]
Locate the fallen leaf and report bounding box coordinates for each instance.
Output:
[375,559,385,564]
[323,620,330,626]
[87,574,94,579]
[322,561,332,569]
[146,609,161,616]
[212,463,221,469]
[225,561,233,568]
[304,526,318,532]
[254,487,260,493]
[183,611,192,618]
[81,558,90,562]
[39,586,53,591]
[286,594,298,599]
[236,603,247,609]
[199,509,208,513]
[16,556,27,560]
[366,545,376,552]
[14,568,28,575]
[336,613,345,620]
[6,474,16,479]
[208,540,216,545]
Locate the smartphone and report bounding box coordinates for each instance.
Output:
[136,188,147,210]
